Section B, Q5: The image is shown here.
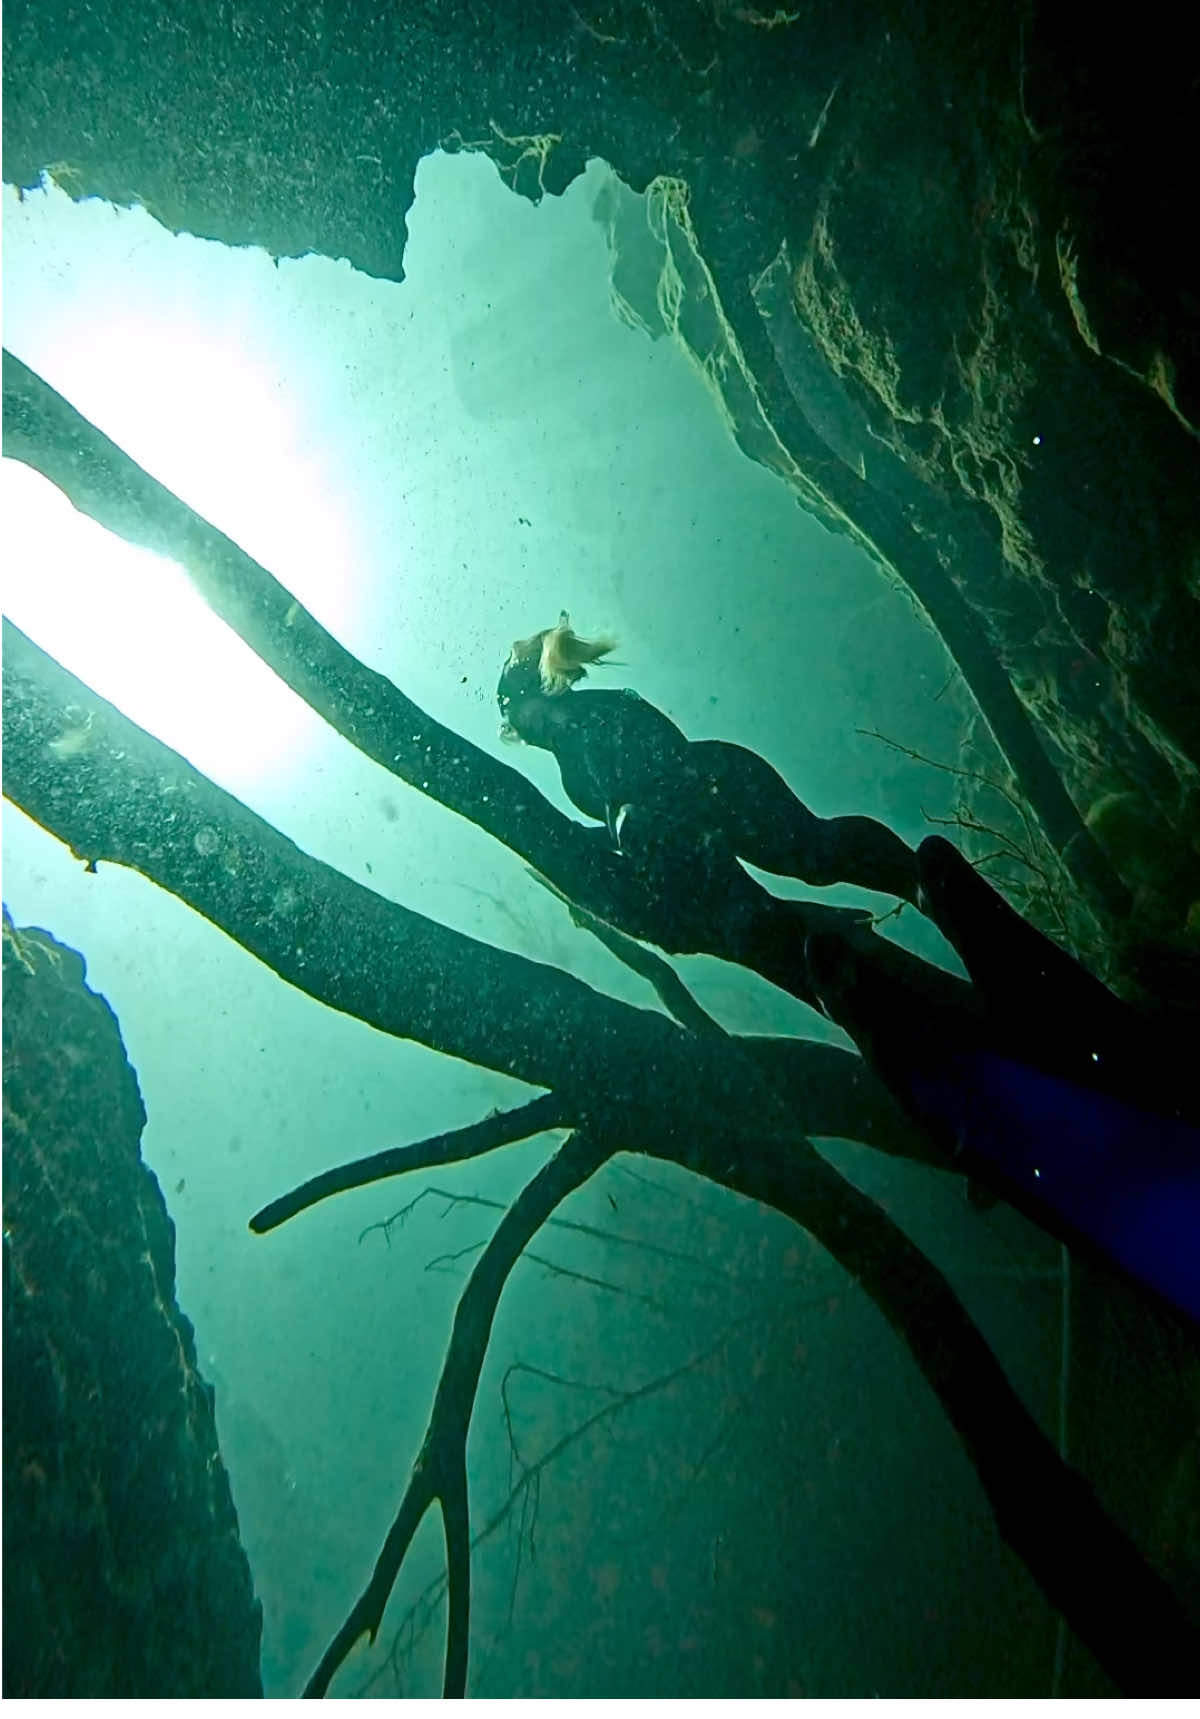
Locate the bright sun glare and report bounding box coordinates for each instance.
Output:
[2,461,321,795]
[2,181,365,797]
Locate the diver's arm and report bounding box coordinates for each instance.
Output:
[523,688,695,835]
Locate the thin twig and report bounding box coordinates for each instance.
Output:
[353,1307,767,1697]
[361,1183,735,1282]
[424,1240,668,1311]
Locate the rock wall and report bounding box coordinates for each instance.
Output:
[4,0,1198,995]
[2,911,262,1697]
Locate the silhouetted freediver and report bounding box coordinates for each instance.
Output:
[497,615,922,904]
[498,620,1200,1321]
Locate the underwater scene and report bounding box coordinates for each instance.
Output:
[3,1,1199,1701]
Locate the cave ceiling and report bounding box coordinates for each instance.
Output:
[4,0,1199,1001]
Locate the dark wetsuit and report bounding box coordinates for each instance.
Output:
[499,671,921,905]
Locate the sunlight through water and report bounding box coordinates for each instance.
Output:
[2,178,367,794]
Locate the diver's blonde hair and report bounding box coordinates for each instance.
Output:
[510,611,618,694]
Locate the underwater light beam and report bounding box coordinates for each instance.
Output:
[2,182,367,795]
[1,458,322,795]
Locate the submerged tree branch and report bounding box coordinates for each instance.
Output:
[1,618,763,1149]
[0,350,872,1002]
[296,1080,1200,1697]
[0,352,548,856]
[5,615,1194,1691]
[304,1127,614,1697]
[249,1094,571,1232]
[699,1126,1200,1697]
[7,624,1196,1692]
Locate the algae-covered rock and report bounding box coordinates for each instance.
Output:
[2,911,262,1697]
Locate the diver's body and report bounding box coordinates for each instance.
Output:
[499,618,921,904]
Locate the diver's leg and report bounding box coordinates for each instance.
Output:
[690,739,921,903]
[815,812,922,904]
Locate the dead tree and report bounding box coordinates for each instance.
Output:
[3,354,1197,1696]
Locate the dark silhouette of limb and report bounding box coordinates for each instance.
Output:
[503,679,922,905]
[690,738,922,902]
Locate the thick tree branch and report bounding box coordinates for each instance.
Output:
[6,601,1192,1693]
[0,350,978,1020]
[0,352,549,858]
[698,1126,1199,1697]
[1,619,766,1153]
[293,1082,1198,1697]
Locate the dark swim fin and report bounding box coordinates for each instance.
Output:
[915,836,1140,1088]
[804,924,1200,1327]
[910,1048,1200,1326]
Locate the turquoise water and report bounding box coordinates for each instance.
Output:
[2,150,1188,1697]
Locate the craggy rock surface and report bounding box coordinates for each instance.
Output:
[3,0,1198,998]
[1,913,262,1697]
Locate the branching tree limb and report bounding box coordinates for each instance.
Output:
[249,1095,571,1233]
[4,442,1196,1689]
[7,604,1198,1695]
[259,1065,1199,1696]
[0,348,984,1021]
[354,1307,774,1698]
[303,1127,615,1697]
